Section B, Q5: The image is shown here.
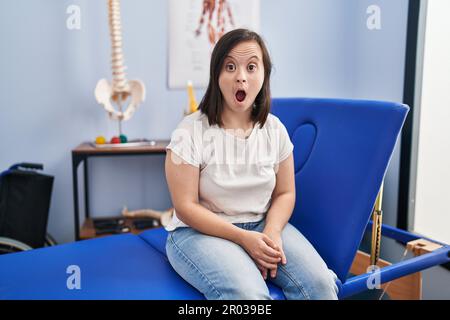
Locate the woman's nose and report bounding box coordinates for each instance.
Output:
[236,70,247,83]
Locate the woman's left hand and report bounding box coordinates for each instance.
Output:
[261,228,287,278]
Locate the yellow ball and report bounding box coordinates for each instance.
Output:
[95,136,106,144]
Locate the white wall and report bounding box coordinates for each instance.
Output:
[413,0,450,245]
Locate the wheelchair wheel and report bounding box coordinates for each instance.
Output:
[44,233,58,247]
[0,237,33,255]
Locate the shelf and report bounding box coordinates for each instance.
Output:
[80,216,161,240]
[72,140,169,156]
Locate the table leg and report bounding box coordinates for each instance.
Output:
[84,158,90,219]
[72,155,83,241]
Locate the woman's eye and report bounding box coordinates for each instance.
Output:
[226,63,235,71]
[248,64,257,71]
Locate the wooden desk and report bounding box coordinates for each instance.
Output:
[71,140,169,241]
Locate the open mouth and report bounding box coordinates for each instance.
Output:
[235,90,246,102]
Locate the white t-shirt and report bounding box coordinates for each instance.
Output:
[165,110,294,231]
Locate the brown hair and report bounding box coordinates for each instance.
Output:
[199,29,272,128]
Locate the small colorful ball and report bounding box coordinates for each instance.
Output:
[119,134,128,143]
[95,136,106,144]
[111,136,121,144]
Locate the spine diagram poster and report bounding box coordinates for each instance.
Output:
[169,0,260,89]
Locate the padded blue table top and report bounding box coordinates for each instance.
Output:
[0,232,204,299]
[0,229,285,300]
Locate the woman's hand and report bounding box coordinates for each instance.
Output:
[238,230,282,273]
[261,227,287,279]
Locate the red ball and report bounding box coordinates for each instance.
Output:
[111,136,121,144]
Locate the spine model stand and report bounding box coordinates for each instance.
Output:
[95,0,145,136]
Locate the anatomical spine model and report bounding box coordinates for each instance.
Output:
[95,0,145,135]
[195,0,235,45]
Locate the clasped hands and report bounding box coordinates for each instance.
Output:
[239,228,287,280]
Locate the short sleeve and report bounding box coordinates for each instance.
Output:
[166,116,202,167]
[275,116,294,164]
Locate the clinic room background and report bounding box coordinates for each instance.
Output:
[0,0,448,299]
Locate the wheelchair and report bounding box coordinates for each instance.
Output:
[0,163,56,254]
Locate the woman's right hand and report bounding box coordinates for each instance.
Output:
[238,230,282,272]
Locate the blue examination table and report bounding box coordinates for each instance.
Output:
[0,98,448,299]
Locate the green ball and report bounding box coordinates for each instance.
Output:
[119,134,128,143]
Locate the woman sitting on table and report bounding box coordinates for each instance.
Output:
[164,28,338,300]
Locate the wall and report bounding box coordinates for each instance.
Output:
[0,0,354,243]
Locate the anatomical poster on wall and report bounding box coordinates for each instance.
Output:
[168,0,260,89]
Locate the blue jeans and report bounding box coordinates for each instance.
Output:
[165,219,339,300]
